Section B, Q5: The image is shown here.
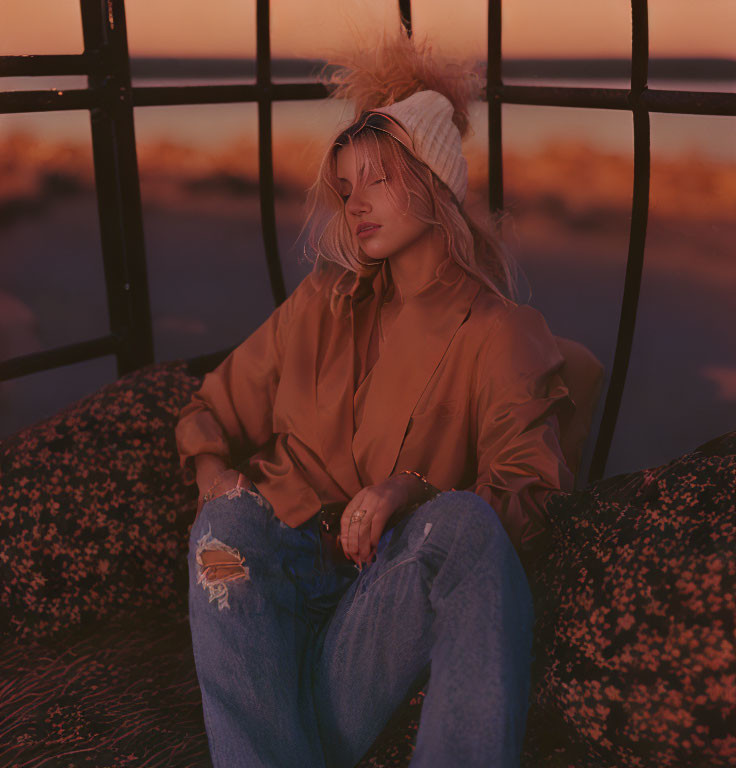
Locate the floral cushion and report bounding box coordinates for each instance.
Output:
[522,429,736,768]
[0,360,201,642]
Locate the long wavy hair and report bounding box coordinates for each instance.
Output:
[296,26,525,316]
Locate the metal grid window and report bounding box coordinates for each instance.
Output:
[0,0,733,484]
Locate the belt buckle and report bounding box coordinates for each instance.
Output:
[319,501,347,535]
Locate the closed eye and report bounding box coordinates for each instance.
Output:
[340,177,387,202]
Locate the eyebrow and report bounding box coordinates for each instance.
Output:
[336,162,373,183]
[336,169,380,182]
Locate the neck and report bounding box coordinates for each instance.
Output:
[385,227,447,303]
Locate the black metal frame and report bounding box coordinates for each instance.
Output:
[0,0,733,483]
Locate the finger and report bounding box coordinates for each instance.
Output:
[345,504,372,564]
[340,507,355,562]
[340,495,362,563]
[357,514,379,563]
[362,511,388,563]
[364,541,377,564]
[341,492,368,562]
[367,503,399,562]
[344,505,364,563]
[344,505,357,561]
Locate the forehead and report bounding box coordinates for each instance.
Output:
[335,140,383,181]
[335,143,360,180]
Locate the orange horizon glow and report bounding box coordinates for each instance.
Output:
[1,0,734,59]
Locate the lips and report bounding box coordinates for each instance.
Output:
[356,222,381,234]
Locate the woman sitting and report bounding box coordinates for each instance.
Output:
[175,29,576,768]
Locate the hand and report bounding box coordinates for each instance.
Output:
[339,475,416,567]
[196,469,243,522]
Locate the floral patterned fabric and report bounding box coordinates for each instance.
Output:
[0,360,198,642]
[1,360,733,767]
[522,430,736,768]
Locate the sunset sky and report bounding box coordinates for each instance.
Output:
[2,0,734,59]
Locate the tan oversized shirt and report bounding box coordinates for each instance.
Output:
[175,255,576,568]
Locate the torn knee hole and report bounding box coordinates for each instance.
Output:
[199,548,248,581]
[195,523,251,610]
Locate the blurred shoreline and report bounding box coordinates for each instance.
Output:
[0,130,734,476]
[2,129,734,280]
[4,56,735,86]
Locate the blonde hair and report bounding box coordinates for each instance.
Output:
[295,26,524,316]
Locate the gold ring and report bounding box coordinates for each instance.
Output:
[350,508,367,524]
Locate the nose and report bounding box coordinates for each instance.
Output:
[345,185,370,217]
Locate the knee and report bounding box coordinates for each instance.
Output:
[420,491,527,579]
[188,518,269,614]
[417,492,534,614]
[187,494,273,565]
[424,490,507,545]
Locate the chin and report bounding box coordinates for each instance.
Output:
[358,250,387,266]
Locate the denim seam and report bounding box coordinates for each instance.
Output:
[346,555,419,617]
[369,555,418,589]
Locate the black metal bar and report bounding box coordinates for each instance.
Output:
[398,0,412,35]
[0,335,121,382]
[496,84,632,110]
[641,89,736,116]
[132,81,329,106]
[0,89,96,113]
[3,81,734,117]
[80,0,154,375]
[588,0,651,484]
[132,82,259,106]
[631,0,649,95]
[488,0,503,216]
[255,0,286,307]
[0,53,94,77]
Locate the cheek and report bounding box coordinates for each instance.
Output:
[399,219,431,242]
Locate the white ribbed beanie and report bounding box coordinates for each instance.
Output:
[368,90,468,205]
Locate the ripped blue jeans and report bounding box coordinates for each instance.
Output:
[187,482,535,768]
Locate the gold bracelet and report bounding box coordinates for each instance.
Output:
[202,469,232,503]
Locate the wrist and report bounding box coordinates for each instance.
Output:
[202,469,245,503]
[392,470,436,506]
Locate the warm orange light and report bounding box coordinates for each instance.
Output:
[1,0,733,58]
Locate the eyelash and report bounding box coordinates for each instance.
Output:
[340,178,386,202]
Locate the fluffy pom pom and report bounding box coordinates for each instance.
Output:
[317,24,482,141]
